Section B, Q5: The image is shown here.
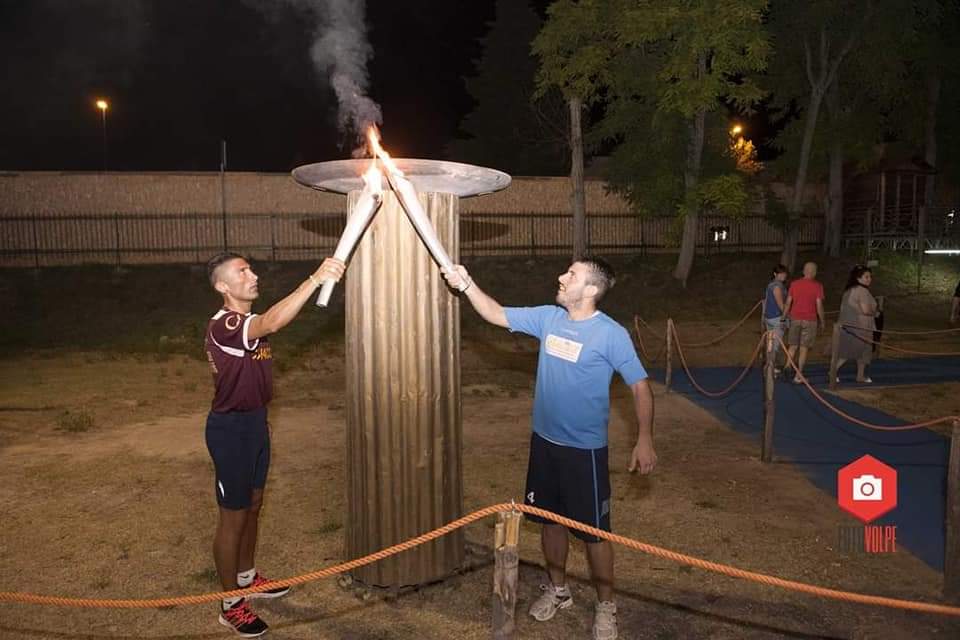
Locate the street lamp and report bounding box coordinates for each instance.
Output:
[710,225,730,255]
[730,124,743,136]
[95,99,109,171]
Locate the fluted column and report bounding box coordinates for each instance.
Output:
[343,189,463,587]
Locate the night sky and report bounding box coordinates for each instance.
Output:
[0,0,550,172]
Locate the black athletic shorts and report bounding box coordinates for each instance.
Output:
[524,432,611,543]
[205,407,270,510]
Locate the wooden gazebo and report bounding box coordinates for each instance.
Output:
[842,158,936,251]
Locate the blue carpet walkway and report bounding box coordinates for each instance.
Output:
[650,357,959,570]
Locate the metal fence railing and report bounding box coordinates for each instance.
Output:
[839,204,960,251]
[0,212,823,268]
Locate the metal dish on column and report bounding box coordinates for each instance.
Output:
[292,158,511,197]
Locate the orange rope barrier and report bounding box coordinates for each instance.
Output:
[633,317,667,363]
[633,317,652,361]
[676,300,762,348]
[3,502,960,617]
[775,334,960,431]
[838,324,960,356]
[867,326,960,336]
[671,326,765,398]
[0,505,507,609]
[634,315,666,341]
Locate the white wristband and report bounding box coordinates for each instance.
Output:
[308,274,322,288]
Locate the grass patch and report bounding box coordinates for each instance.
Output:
[2,254,957,361]
[188,567,219,585]
[55,409,95,433]
[311,522,343,535]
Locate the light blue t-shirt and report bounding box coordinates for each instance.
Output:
[504,305,648,450]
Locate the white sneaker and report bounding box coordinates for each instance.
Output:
[593,600,618,640]
[528,583,573,621]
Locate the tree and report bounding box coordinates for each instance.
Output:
[767,2,959,260]
[536,0,770,284]
[447,0,567,176]
[896,1,960,212]
[821,6,913,257]
[533,0,616,259]
[767,1,876,270]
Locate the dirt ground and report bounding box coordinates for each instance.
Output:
[2,253,959,639]
[2,333,959,640]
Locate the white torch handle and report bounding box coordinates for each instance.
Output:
[387,173,466,290]
[316,190,382,307]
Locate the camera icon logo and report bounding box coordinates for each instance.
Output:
[852,474,882,501]
[838,455,897,523]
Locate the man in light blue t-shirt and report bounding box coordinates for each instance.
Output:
[443,257,655,640]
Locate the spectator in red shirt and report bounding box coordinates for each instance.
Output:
[782,261,825,384]
[204,252,344,637]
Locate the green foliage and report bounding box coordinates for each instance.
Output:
[696,174,751,218]
[766,1,923,183]
[532,0,616,103]
[616,0,770,117]
[535,0,770,221]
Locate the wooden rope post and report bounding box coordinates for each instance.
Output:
[761,330,775,463]
[759,302,768,368]
[828,322,841,391]
[945,420,960,602]
[492,509,522,639]
[665,319,674,393]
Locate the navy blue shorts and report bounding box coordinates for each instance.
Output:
[524,432,611,543]
[205,407,270,510]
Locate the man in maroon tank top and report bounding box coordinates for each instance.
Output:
[204,252,344,637]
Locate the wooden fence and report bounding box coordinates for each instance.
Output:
[0,211,824,268]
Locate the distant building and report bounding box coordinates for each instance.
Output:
[841,158,954,250]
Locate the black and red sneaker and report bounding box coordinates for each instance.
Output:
[246,573,290,600]
[218,599,268,638]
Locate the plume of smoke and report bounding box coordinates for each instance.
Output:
[309,0,382,141]
[247,0,382,149]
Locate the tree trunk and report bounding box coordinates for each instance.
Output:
[924,71,940,209]
[781,88,824,271]
[823,79,843,257]
[673,107,706,286]
[825,140,843,256]
[569,95,587,259]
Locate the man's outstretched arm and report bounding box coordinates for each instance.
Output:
[248,258,345,340]
[442,265,508,328]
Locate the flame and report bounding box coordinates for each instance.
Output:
[367,126,403,177]
[361,157,382,192]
